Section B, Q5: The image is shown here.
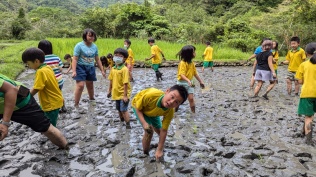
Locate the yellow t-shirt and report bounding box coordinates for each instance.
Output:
[203,46,213,61]
[132,88,174,130]
[286,48,306,72]
[125,48,135,65]
[177,60,197,81]
[33,65,63,111]
[108,64,131,100]
[272,50,279,70]
[151,45,162,64]
[295,60,316,98]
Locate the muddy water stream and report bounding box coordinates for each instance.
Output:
[1,66,316,177]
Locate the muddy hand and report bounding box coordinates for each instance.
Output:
[0,124,8,141]
[200,83,205,89]
[155,149,164,161]
[145,126,153,134]
[107,92,111,98]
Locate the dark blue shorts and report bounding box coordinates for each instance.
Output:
[116,100,129,112]
[73,64,97,81]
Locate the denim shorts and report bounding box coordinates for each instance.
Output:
[73,64,97,81]
[116,100,129,112]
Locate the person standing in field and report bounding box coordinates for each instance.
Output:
[38,40,67,113]
[176,45,205,113]
[124,39,135,82]
[202,41,214,73]
[295,42,316,145]
[145,38,165,81]
[72,28,106,107]
[252,40,276,100]
[281,36,306,96]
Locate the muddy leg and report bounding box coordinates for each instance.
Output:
[250,75,255,89]
[305,116,313,145]
[43,124,68,149]
[142,126,154,155]
[74,81,85,106]
[286,79,292,95]
[86,81,95,100]
[188,94,195,113]
[122,111,131,129]
[294,80,300,95]
[118,111,124,122]
[262,81,276,99]
[253,80,263,97]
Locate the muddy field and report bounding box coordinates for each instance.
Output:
[1,66,316,177]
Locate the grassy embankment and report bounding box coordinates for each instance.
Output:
[1,38,255,79]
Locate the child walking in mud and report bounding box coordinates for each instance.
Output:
[295,42,316,145]
[63,54,73,74]
[281,36,306,96]
[202,41,214,72]
[124,39,135,82]
[22,48,64,127]
[176,45,205,113]
[252,40,276,100]
[107,48,132,129]
[131,85,188,160]
[145,38,165,81]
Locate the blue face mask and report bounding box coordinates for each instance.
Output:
[113,56,123,64]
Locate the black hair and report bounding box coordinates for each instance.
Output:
[64,54,71,60]
[114,48,128,58]
[148,38,155,44]
[100,56,109,67]
[82,28,97,42]
[305,42,316,64]
[38,40,53,55]
[177,45,196,63]
[124,39,131,45]
[22,47,45,63]
[260,38,271,45]
[106,53,113,59]
[290,36,300,43]
[206,41,211,45]
[170,85,188,104]
[273,41,279,51]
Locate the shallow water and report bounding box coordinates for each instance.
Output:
[1,66,316,177]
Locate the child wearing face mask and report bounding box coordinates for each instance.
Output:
[107,48,132,129]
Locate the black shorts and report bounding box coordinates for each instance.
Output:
[1,95,51,132]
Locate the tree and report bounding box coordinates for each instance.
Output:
[11,8,30,39]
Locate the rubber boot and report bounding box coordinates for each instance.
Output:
[305,122,313,145]
[155,71,160,81]
[190,106,195,113]
[158,71,163,80]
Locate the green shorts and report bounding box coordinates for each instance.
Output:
[152,64,160,71]
[132,107,162,129]
[44,108,60,127]
[177,80,194,94]
[275,70,278,75]
[203,61,213,68]
[298,98,316,117]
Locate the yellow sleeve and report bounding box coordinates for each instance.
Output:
[274,51,279,59]
[295,63,304,80]
[123,68,129,84]
[161,109,174,130]
[151,46,155,55]
[203,48,207,55]
[33,70,46,90]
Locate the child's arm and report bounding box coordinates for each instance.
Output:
[72,56,78,77]
[180,74,192,86]
[247,54,256,61]
[95,56,106,78]
[268,56,276,78]
[194,73,205,88]
[135,108,150,130]
[123,83,128,102]
[252,59,257,75]
[145,54,155,61]
[30,88,39,96]
[160,51,166,61]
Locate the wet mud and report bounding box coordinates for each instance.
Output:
[1,66,316,177]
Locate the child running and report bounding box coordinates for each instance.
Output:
[131,85,188,160]
[176,45,205,113]
[38,40,67,113]
[124,39,135,82]
[107,48,131,129]
[202,41,214,72]
[281,36,306,95]
[252,40,276,99]
[145,38,165,81]
[295,42,316,145]
[22,48,64,127]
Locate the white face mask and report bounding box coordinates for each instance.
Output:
[113,56,123,64]
[124,44,128,48]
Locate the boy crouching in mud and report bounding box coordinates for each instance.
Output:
[131,85,188,160]
[107,48,132,129]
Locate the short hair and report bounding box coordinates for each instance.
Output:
[148,38,155,44]
[206,41,211,45]
[114,48,128,58]
[305,42,316,64]
[82,28,97,42]
[22,48,45,63]
[106,53,113,59]
[170,85,188,104]
[64,54,71,60]
[290,36,300,43]
[124,39,131,45]
[38,40,53,55]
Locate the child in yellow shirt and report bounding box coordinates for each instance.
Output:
[22,48,64,127]
[281,36,306,95]
[272,41,279,83]
[131,85,188,160]
[124,39,135,82]
[295,42,316,145]
[202,41,214,72]
[107,48,131,129]
[145,38,165,81]
[176,45,205,113]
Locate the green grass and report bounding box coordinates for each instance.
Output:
[0,63,25,79]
